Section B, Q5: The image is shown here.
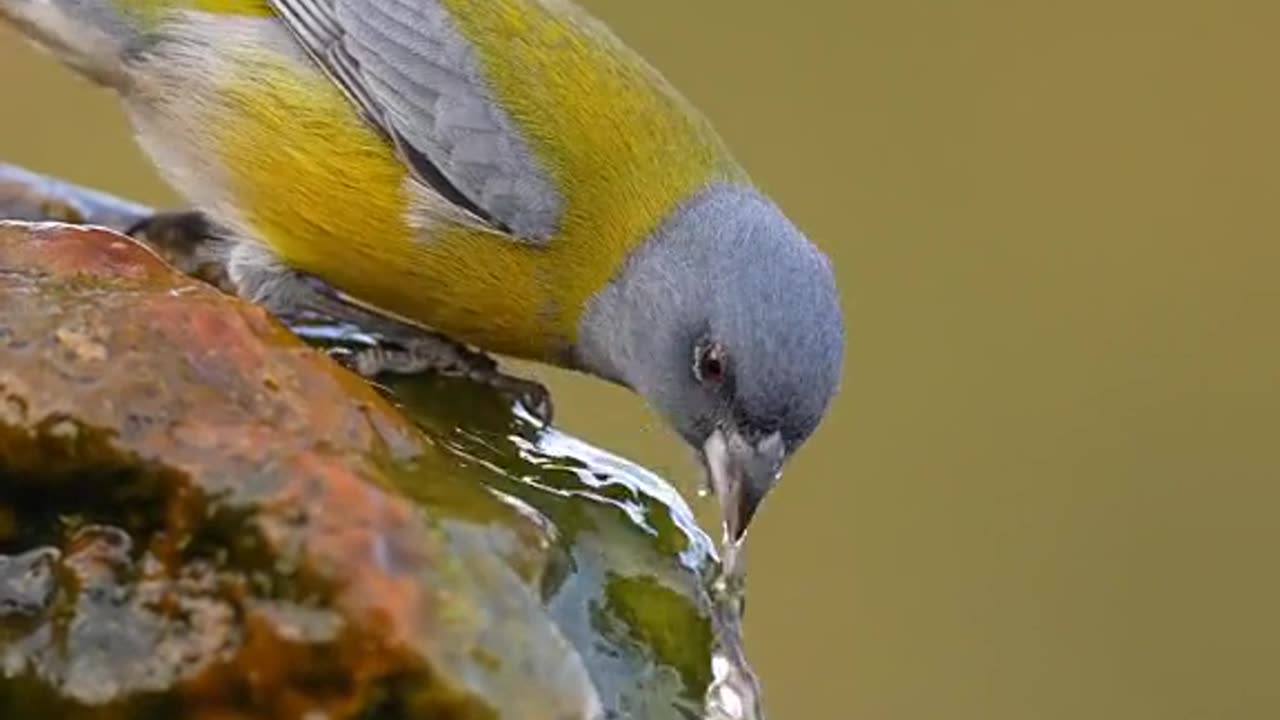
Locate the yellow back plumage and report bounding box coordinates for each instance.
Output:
[213,0,745,360]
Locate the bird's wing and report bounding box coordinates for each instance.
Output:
[266,0,563,242]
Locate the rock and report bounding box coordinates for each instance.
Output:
[390,377,722,718]
[0,222,599,718]
[0,165,149,230]
[0,219,749,719]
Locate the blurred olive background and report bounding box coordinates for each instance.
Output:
[3,1,1279,718]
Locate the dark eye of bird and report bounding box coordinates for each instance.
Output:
[695,342,727,384]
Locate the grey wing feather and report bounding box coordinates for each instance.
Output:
[267,0,563,242]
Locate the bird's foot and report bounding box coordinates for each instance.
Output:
[338,334,553,425]
[124,209,207,242]
[156,237,555,424]
[126,210,235,293]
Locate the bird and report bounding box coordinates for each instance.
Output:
[0,0,845,542]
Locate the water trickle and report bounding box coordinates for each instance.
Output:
[704,537,766,720]
[292,318,772,718]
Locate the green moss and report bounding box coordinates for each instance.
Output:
[604,574,713,695]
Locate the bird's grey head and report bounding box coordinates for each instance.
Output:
[577,184,845,542]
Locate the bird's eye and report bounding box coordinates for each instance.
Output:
[694,341,727,384]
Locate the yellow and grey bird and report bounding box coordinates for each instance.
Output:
[1,0,845,541]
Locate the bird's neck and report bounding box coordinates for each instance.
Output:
[573,187,734,392]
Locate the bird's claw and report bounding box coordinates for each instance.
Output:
[333,338,554,425]
[125,210,236,293]
[487,374,554,426]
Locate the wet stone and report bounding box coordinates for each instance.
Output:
[0,547,57,620]
[0,218,761,719]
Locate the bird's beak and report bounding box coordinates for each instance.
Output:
[702,428,785,543]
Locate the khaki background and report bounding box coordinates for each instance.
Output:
[2,1,1278,717]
